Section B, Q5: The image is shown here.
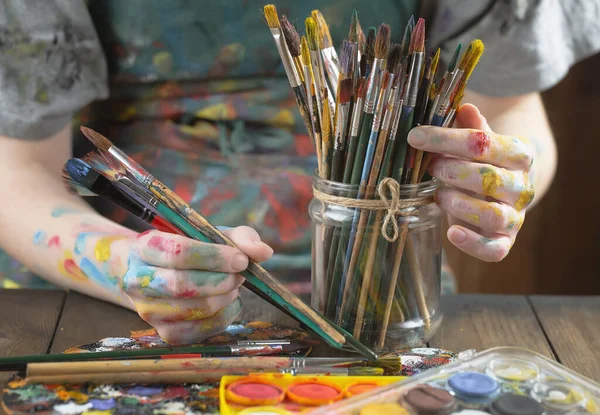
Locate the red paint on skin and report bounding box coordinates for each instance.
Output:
[467,131,491,156]
[147,236,182,255]
[177,289,198,298]
[47,236,60,248]
[137,230,153,240]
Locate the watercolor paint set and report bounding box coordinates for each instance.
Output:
[219,374,404,414]
[309,347,600,414]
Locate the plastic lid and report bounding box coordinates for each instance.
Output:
[404,384,457,414]
[490,394,543,415]
[448,372,499,399]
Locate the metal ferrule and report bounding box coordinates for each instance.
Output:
[271,27,302,88]
[321,46,341,96]
[310,49,335,124]
[110,147,153,187]
[407,52,424,107]
[371,89,387,131]
[442,108,457,127]
[350,97,364,137]
[231,344,283,355]
[427,94,441,124]
[390,97,405,138]
[364,58,383,113]
[435,69,463,116]
[334,103,350,149]
[140,208,153,222]
[381,87,397,130]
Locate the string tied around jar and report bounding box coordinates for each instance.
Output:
[311,177,434,242]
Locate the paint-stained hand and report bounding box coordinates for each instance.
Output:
[407,104,534,262]
[119,226,274,344]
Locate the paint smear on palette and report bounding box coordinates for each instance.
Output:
[63,321,318,354]
[2,378,221,415]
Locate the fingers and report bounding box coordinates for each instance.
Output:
[447,225,512,262]
[407,126,533,171]
[134,289,240,322]
[222,226,274,263]
[122,265,244,299]
[454,103,492,131]
[150,297,243,345]
[430,157,535,210]
[435,186,524,235]
[134,231,249,272]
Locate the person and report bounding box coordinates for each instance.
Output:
[0,0,597,344]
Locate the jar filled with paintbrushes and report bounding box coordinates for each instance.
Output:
[309,174,443,351]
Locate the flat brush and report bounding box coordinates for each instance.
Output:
[264,5,314,145]
[80,127,377,360]
[364,27,376,76]
[306,16,335,128]
[280,15,304,84]
[321,91,333,179]
[427,43,461,125]
[349,10,361,93]
[312,10,340,96]
[331,77,352,181]
[63,159,184,236]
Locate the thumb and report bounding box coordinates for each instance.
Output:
[454,103,492,132]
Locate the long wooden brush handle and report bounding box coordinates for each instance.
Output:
[27,357,292,377]
[26,370,238,385]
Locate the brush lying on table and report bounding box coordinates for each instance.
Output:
[263,4,484,348]
[59,127,376,361]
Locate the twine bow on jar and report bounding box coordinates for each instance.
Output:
[311,177,435,242]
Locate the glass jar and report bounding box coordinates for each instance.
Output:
[309,174,443,352]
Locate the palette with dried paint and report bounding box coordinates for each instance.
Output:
[310,347,600,414]
[219,374,404,414]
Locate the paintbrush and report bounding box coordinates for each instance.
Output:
[25,355,401,378]
[426,43,461,125]
[320,93,333,179]
[301,35,323,177]
[264,5,314,145]
[63,159,184,236]
[0,342,312,373]
[332,24,390,325]
[349,10,361,94]
[24,366,385,385]
[280,15,304,84]
[364,27,376,76]
[331,78,353,182]
[79,127,376,360]
[306,16,335,127]
[312,10,340,96]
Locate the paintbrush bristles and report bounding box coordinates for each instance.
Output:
[409,18,425,54]
[300,36,311,66]
[431,48,441,79]
[339,40,356,78]
[462,39,485,79]
[80,127,112,152]
[263,5,280,29]
[312,10,333,49]
[375,24,391,59]
[387,43,402,74]
[305,17,319,51]
[349,9,359,43]
[365,27,376,63]
[338,77,353,103]
[448,44,462,72]
[280,15,301,57]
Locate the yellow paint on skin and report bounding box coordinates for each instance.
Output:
[515,173,535,211]
[479,167,503,197]
[2,279,20,289]
[139,275,152,288]
[183,308,213,321]
[94,236,127,262]
[457,164,470,180]
[136,301,180,317]
[58,251,89,283]
[466,214,480,224]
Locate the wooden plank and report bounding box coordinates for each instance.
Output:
[429,294,555,359]
[529,295,600,382]
[50,291,150,353]
[0,289,65,414]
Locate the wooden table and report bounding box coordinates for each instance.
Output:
[0,289,598,413]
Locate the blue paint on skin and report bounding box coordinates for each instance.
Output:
[80,257,118,289]
[122,250,161,295]
[51,207,81,217]
[33,230,47,246]
[74,232,95,255]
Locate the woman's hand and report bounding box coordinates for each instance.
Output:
[407,104,534,262]
[112,226,274,344]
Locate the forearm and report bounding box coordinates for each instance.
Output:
[0,126,134,308]
[464,90,557,209]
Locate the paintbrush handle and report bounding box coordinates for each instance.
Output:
[349,112,374,186]
[26,370,243,385]
[27,357,293,377]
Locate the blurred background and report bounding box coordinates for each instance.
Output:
[446,52,600,295]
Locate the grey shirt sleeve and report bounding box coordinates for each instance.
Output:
[427,0,600,97]
[0,0,108,139]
